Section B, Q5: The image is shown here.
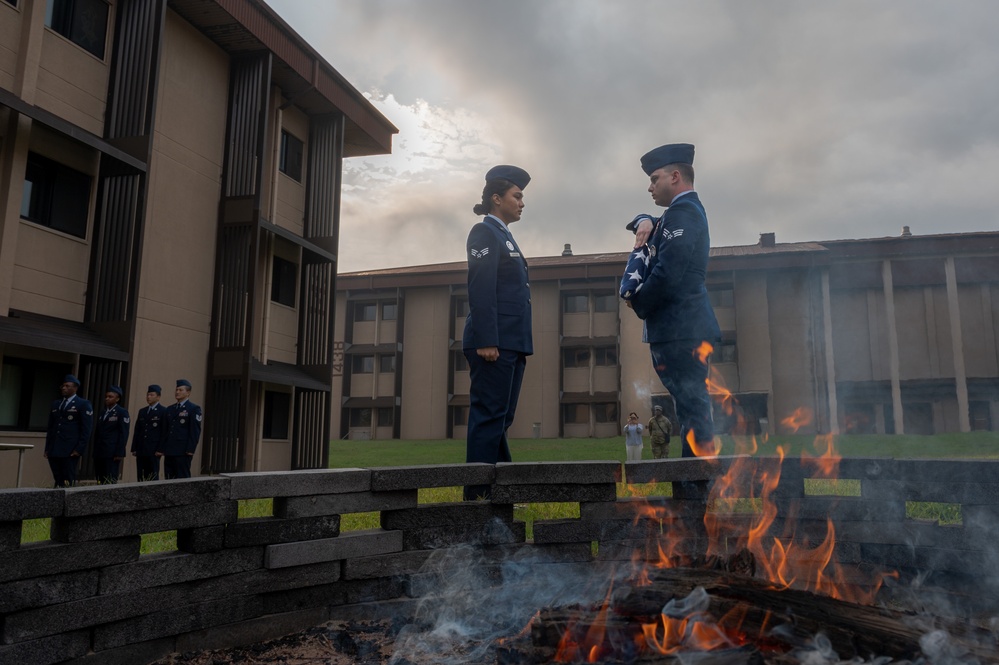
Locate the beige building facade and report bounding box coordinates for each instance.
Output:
[0,0,396,488]
[334,231,999,442]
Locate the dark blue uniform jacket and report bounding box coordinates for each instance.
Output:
[45,396,94,457]
[94,404,130,458]
[462,216,533,355]
[131,404,165,457]
[161,400,203,456]
[630,192,721,344]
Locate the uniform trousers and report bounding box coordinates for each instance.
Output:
[136,456,160,481]
[48,457,79,487]
[649,340,716,457]
[164,455,193,479]
[94,458,120,484]
[463,348,526,500]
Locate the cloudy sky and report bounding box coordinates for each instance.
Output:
[267,1,999,274]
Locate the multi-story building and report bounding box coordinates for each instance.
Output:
[334,230,999,442]
[0,0,396,488]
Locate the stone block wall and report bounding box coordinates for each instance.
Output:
[1,457,997,664]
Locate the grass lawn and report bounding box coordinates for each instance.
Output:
[328,431,999,468]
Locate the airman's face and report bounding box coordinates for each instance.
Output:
[105,392,120,408]
[146,391,160,406]
[648,167,678,207]
[175,386,191,403]
[60,382,78,397]
[492,186,525,225]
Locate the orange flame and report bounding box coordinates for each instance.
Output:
[801,433,841,479]
[781,407,813,433]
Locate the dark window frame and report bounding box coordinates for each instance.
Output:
[594,347,618,366]
[262,390,291,440]
[381,302,398,321]
[378,355,396,373]
[351,355,375,374]
[593,292,617,313]
[377,408,394,427]
[21,151,92,239]
[563,348,590,368]
[594,402,618,423]
[45,0,110,59]
[454,297,470,318]
[0,357,73,431]
[354,302,376,322]
[562,294,589,314]
[563,403,589,424]
[279,130,304,182]
[349,408,372,427]
[270,255,297,307]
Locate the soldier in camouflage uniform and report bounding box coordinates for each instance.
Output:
[648,404,672,459]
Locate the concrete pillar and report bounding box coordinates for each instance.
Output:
[820,270,839,434]
[944,257,971,432]
[881,260,904,435]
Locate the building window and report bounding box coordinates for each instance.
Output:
[563,348,590,368]
[594,403,618,423]
[349,408,371,427]
[715,340,737,363]
[708,287,735,308]
[0,358,71,431]
[379,355,396,373]
[354,302,376,321]
[45,0,109,59]
[377,408,394,427]
[21,151,92,239]
[351,355,374,373]
[563,294,589,313]
[970,401,992,431]
[594,347,618,366]
[271,256,297,307]
[452,405,469,427]
[381,302,397,321]
[843,403,876,435]
[453,352,469,372]
[593,292,617,312]
[279,130,304,181]
[262,391,291,439]
[564,403,589,424]
[454,297,469,318]
[4,0,18,7]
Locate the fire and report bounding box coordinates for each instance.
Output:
[547,356,897,661]
[781,407,812,433]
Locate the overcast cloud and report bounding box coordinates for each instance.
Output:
[267,1,999,273]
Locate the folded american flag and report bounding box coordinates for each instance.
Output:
[620,214,655,301]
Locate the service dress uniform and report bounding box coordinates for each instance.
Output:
[629,144,720,458]
[131,401,165,481]
[45,393,94,487]
[161,398,202,479]
[462,175,534,500]
[94,402,130,484]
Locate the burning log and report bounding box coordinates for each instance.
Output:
[497,567,999,664]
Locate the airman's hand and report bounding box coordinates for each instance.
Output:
[634,218,654,248]
[477,347,500,362]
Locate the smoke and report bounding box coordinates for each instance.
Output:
[388,519,620,664]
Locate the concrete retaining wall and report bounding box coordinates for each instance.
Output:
[1,457,997,664]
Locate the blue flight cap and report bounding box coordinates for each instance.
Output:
[147,384,162,394]
[485,165,530,190]
[108,385,123,396]
[64,374,80,386]
[640,143,695,176]
[176,379,192,389]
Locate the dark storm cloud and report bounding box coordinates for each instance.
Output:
[269,1,999,271]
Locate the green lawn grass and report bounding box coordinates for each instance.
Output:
[21,432,993,547]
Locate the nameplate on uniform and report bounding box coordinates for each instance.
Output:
[509,252,520,258]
